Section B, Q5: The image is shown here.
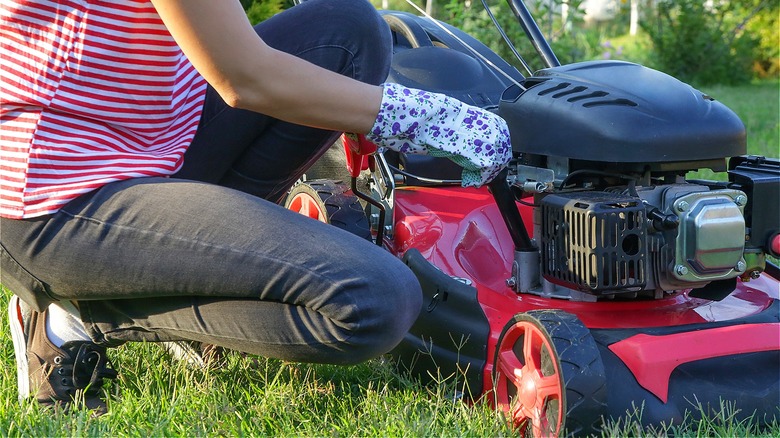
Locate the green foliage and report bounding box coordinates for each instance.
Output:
[372,0,776,82]
[527,0,600,65]
[240,0,290,24]
[744,1,780,78]
[546,21,601,65]
[440,0,532,70]
[439,0,597,72]
[640,0,762,85]
[596,31,654,66]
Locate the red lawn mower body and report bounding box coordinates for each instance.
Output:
[288,5,780,436]
[387,184,779,432]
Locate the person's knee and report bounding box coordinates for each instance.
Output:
[325,0,386,30]
[318,0,391,83]
[337,262,422,365]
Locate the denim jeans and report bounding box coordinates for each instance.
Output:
[0,0,423,365]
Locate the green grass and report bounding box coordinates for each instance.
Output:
[688,79,779,181]
[701,80,779,160]
[1,82,779,436]
[1,282,778,436]
[0,285,511,436]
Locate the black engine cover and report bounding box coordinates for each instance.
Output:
[500,61,746,171]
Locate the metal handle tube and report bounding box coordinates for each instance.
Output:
[351,177,385,246]
[488,169,536,252]
[505,0,560,69]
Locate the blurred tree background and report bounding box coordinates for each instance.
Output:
[241,0,778,86]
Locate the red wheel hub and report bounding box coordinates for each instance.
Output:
[494,321,564,437]
[287,193,327,223]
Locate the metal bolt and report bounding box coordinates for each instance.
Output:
[676,201,689,212]
[734,195,748,206]
[523,181,547,193]
[749,270,762,280]
[735,260,746,272]
[384,225,393,235]
[506,277,517,288]
[675,264,689,276]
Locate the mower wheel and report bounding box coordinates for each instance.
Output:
[284,179,372,241]
[493,310,607,437]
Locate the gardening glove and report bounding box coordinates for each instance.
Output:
[365,82,512,187]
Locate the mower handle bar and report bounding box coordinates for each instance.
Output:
[487,169,536,252]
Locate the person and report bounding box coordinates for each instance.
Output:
[0,0,511,414]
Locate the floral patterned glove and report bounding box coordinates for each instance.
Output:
[365,82,512,187]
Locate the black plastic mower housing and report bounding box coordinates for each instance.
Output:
[381,10,523,109]
[500,61,747,172]
[728,156,780,255]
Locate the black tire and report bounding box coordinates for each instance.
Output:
[284,179,372,241]
[302,138,351,182]
[493,310,607,437]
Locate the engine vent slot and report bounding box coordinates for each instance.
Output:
[583,98,638,107]
[552,85,587,98]
[535,82,637,107]
[541,191,648,293]
[537,82,571,95]
[567,91,609,102]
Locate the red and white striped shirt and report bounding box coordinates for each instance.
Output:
[1,0,207,218]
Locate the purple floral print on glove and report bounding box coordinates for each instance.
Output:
[365,83,512,187]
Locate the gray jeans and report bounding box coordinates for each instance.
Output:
[0,0,423,365]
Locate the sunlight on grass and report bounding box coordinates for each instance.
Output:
[1,281,778,436]
[687,80,779,182]
[702,80,779,159]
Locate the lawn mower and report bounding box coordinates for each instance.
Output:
[284,1,780,435]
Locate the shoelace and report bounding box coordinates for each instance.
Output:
[62,343,117,394]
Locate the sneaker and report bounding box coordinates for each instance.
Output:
[160,340,209,368]
[8,295,117,414]
[161,341,226,368]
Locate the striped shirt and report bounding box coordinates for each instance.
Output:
[1,0,208,218]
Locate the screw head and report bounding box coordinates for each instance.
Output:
[676,201,690,212]
[735,260,746,272]
[734,195,748,206]
[675,264,689,276]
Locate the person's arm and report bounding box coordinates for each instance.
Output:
[150,0,383,134]
[151,0,512,187]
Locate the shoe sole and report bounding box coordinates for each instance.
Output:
[160,341,207,368]
[8,295,30,401]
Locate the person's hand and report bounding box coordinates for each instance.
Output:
[365,83,512,187]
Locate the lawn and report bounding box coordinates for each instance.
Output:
[2,293,777,436]
[1,81,778,436]
[688,80,779,181]
[700,80,779,160]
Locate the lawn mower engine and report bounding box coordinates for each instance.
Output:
[498,61,779,301]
